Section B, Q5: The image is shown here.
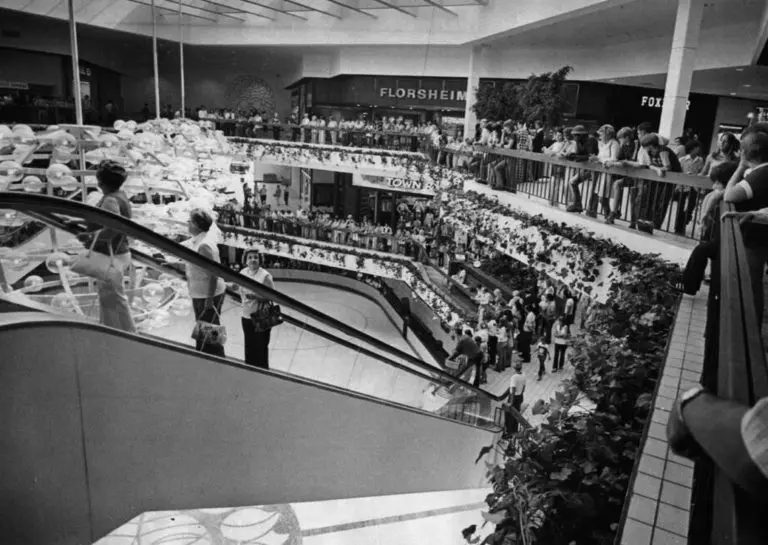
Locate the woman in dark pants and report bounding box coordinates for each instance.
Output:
[182,209,227,357]
[239,249,275,369]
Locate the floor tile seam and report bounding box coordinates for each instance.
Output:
[298,501,487,536]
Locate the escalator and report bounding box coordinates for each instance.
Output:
[0,193,519,545]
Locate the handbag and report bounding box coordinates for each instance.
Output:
[70,230,122,283]
[250,301,283,333]
[191,308,227,346]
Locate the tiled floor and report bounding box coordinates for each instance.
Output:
[94,488,495,545]
[619,290,707,545]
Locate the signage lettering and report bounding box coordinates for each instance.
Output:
[641,96,690,110]
[378,87,467,102]
[388,178,424,191]
[79,66,92,77]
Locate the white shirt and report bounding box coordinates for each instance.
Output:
[524,311,536,332]
[240,266,274,318]
[181,232,226,299]
[510,373,526,396]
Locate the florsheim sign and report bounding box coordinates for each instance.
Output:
[378,87,467,102]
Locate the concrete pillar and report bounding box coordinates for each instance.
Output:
[658,0,705,140]
[463,46,484,141]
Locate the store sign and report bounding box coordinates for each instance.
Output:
[379,87,467,102]
[353,173,435,196]
[641,96,690,110]
[0,81,29,90]
[387,178,425,191]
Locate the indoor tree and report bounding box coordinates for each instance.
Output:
[516,66,574,126]
[472,66,574,127]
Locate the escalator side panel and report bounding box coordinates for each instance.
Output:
[0,315,495,545]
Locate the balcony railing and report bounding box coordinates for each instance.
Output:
[690,202,768,544]
[440,146,712,240]
[216,121,430,152]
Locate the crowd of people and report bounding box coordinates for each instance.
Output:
[191,107,446,151]
[441,119,738,236]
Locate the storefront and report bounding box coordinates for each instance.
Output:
[308,169,433,227]
[290,75,467,135]
[577,82,719,149]
[479,78,720,149]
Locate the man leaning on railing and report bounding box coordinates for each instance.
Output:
[721,126,768,323]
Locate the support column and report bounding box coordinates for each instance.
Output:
[658,0,705,140]
[463,45,484,141]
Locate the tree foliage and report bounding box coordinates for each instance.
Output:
[473,66,574,127]
[473,82,520,124]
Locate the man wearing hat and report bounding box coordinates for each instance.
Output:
[667,388,768,498]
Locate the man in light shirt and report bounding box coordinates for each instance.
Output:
[505,363,526,435]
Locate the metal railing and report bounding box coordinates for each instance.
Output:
[213,121,430,152]
[216,210,433,260]
[690,202,768,544]
[440,146,712,240]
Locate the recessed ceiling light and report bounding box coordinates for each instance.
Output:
[730,92,737,95]
[736,68,744,72]
[744,84,752,88]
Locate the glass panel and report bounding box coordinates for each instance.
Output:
[0,205,502,431]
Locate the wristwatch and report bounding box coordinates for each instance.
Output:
[667,385,707,459]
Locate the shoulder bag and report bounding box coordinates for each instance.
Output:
[192,307,228,347]
[70,229,122,283]
[250,300,283,333]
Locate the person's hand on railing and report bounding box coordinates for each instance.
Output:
[650,166,666,177]
[721,209,768,225]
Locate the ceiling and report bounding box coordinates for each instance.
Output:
[599,65,768,102]
[0,0,487,26]
[499,0,765,48]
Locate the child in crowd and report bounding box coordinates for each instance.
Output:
[535,336,550,381]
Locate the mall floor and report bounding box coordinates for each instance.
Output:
[94,488,494,545]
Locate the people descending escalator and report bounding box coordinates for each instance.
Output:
[182,209,227,357]
[239,249,278,369]
[71,160,136,334]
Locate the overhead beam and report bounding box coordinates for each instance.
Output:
[323,0,377,18]
[126,0,217,21]
[369,0,416,18]
[158,0,245,21]
[197,0,274,20]
[237,0,307,20]
[280,0,343,19]
[422,0,457,16]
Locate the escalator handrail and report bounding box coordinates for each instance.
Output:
[0,192,507,403]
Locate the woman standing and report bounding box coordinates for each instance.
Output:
[81,160,136,333]
[183,209,227,357]
[239,249,275,369]
[552,316,570,372]
[591,124,621,219]
[701,132,739,177]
